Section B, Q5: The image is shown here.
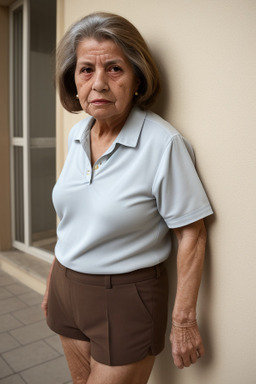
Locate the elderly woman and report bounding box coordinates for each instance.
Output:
[42,12,213,384]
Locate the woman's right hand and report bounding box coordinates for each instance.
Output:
[41,257,56,318]
[41,289,49,318]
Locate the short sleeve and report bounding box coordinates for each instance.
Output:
[152,135,213,228]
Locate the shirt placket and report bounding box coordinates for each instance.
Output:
[84,140,118,184]
[84,160,103,184]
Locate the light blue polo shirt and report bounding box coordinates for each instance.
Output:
[52,108,213,274]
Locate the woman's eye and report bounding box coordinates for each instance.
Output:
[81,67,93,74]
[109,66,122,73]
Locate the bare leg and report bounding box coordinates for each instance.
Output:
[60,335,155,384]
[60,335,91,384]
[88,355,155,384]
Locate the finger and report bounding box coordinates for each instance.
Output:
[172,353,184,369]
[190,350,198,364]
[182,354,191,368]
[41,302,47,318]
[197,343,205,358]
[186,341,197,365]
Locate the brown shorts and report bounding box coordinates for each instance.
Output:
[47,259,168,366]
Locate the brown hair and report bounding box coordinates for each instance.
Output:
[56,12,160,112]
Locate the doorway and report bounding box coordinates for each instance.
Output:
[10,0,56,262]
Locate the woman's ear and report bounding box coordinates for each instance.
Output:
[134,77,141,96]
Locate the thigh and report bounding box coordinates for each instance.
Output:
[60,335,91,384]
[88,355,155,384]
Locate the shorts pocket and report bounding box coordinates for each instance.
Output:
[132,283,153,322]
[107,283,153,324]
[106,283,153,364]
[134,279,155,322]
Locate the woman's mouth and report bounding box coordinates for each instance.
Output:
[90,99,112,105]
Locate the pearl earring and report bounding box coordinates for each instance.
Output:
[76,94,79,99]
[134,91,139,96]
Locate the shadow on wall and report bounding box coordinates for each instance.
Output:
[148,49,179,382]
[199,214,215,367]
[150,218,215,383]
[150,47,172,118]
[150,233,179,383]
[148,48,215,382]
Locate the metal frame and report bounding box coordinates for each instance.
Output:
[9,0,53,263]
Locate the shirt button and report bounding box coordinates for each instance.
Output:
[86,170,90,175]
[94,164,99,170]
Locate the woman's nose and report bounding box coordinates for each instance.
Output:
[92,70,109,92]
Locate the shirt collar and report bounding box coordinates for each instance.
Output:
[115,107,146,148]
[74,117,94,143]
[74,107,147,148]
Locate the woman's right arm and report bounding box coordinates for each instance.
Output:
[41,257,56,318]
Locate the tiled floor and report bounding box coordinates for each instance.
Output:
[0,268,72,384]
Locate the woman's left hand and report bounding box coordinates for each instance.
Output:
[170,220,207,369]
[170,322,205,369]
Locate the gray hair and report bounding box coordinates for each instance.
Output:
[56,12,161,112]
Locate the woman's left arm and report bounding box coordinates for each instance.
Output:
[170,219,207,369]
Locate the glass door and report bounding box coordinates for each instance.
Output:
[10,0,56,261]
[29,0,56,253]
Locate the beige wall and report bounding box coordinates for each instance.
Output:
[56,1,256,383]
[0,6,12,251]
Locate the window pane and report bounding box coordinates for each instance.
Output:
[13,6,23,138]
[29,0,57,253]
[30,0,56,138]
[30,148,56,252]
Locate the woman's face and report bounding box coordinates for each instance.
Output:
[75,38,139,125]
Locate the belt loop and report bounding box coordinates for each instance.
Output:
[105,275,112,289]
[155,264,161,279]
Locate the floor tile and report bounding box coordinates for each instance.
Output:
[2,340,59,372]
[0,374,26,383]
[0,287,13,301]
[18,292,42,306]
[5,283,31,296]
[0,298,27,316]
[45,335,64,355]
[10,320,54,345]
[0,251,50,282]
[0,266,73,383]
[0,275,17,287]
[0,314,23,333]
[20,356,71,384]
[0,356,13,379]
[0,333,20,354]
[12,305,44,325]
